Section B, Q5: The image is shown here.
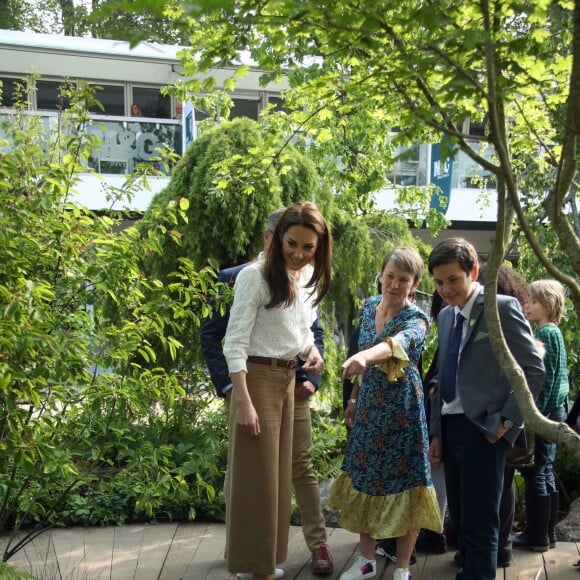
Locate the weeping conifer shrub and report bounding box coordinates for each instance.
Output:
[137,116,334,373]
[140,116,333,276]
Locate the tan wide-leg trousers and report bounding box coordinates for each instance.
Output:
[226,361,295,575]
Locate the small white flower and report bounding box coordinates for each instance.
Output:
[469,318,476,327]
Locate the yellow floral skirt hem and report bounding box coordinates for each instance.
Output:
[327,471,442,538]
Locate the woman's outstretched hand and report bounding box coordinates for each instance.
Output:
[341,353,367,380]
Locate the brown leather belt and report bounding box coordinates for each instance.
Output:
[247,355,298,369]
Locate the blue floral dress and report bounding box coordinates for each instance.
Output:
[328,297,441,537]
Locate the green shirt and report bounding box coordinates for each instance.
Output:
[535,323,569,414]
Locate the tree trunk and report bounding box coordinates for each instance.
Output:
[59,0,76,36]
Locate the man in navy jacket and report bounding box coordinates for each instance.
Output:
[200,209,334,576]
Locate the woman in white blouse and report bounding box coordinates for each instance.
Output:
[223,202,332,580]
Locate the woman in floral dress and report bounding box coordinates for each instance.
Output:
[328,247,441,580]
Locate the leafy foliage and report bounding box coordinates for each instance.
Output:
[166,0,578,310]
[140,117,333,272]
[137,116,339,374]
[0,562,34,579]
[1,0,188,42]
[160,0,580,459]
[2,0,579,549]
[0,81,232,560]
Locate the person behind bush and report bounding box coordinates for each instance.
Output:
[328,246,441,580]
[513,280,570,552]
[427,237,545,580]
[477,264,537,569]
[414,290,449,556]
[223,202,332,580]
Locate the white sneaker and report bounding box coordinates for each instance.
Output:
[393,568,412,580]
[340,555,376,579]
[236,568,284,579]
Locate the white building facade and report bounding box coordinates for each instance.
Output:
[0,29,498,253]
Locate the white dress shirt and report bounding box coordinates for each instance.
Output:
[223,259,317,375]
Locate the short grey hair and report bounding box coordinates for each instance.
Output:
[381,246,424,283]
[266,208,286,232]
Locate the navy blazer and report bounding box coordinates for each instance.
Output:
[200,262,325,398]
[430,289,545,446]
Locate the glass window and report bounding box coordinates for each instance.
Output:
[0,77,22,108]
[268,96,286,112]
[195,108,210,123]
[389,174,417,186]
[468,118,487,138]
[231,98,259,120]
[174,101,209,124]
[91,84,124,116]
[452,143,496,189]
[387,143,421,186]
[132,87,170,118]
[36,80,71,111]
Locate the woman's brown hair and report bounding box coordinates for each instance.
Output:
[264,202,332,308]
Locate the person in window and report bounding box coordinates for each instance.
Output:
[129,102,144,155]
[175,100,183,120]
[130,103,143,117]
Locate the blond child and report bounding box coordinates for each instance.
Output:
[514,280,570,552]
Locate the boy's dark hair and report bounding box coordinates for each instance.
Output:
[428,237,479,275]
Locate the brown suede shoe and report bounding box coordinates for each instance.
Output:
[311,545,334,574]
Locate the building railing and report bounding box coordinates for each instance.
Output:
[86,114,182,175]
[0,110,182,176]
[2,109,494,187]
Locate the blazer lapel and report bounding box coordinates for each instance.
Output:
[465,290,484,345]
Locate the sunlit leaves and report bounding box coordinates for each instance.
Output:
[0,80,239,547]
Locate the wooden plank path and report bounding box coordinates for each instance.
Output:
[2,522,579,579]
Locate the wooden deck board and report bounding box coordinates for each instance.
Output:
[190,521,229,580]
[2,522,578,579]
[133,524,178,580]
[49,527,91,578]
[87,526,120,579]
[508,548,546,580]
[542,541,580,580]
[8,531,60,579]
[110,525,146,580]
[413,550,457,580]
[159,522,208,580]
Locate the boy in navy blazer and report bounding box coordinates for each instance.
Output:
[427,238,544,580]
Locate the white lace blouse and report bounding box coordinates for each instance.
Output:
[223,259,318,375]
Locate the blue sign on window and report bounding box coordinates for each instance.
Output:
[430,139,454,215]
